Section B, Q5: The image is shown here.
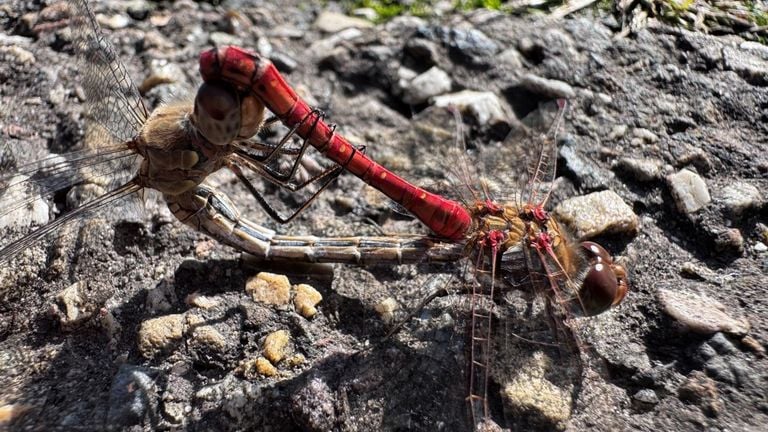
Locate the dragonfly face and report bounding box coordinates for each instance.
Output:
[193,81,265,146]
[578,241,629,315]
[545,220,628,317]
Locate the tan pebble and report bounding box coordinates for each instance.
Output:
[255,357,278,377]
[185,292,219,309]
[741,335,766,356]
[263,330,290,364]
[194,240,216,259]
[500,352,572,427]
[190,325,227,351]
[235,357,258,379]
[293,284,322,318]
[137,314,185,358]
[246,272,291,306]
[285,354,306,367]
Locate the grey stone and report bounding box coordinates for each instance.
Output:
[553,190,639,239]
[614,157,664,182]
[717,181,763,217]
[659,288,750,336]
[519,74,575,99]
[401,66,452,104]
[432,90,511,127]
[667,169,711,214]
[723,47,768,85]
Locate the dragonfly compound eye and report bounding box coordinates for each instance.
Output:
[238,93,265,139]
[194,81,241,145]
[578,241,628,316]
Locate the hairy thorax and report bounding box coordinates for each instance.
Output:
[131,101,234,196]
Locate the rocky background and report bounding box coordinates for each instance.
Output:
[1,0,767,431]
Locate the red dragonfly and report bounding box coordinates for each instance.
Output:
[196,47,630,428]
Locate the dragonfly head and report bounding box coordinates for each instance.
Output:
[193,81,265,145]
[575,241,629,316]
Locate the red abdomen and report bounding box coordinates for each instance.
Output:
[200,46,472,240]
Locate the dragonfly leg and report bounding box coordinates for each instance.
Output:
[236,107,347,187]
[226,161,344,224]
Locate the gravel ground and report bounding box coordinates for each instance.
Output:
[1,0,767,431]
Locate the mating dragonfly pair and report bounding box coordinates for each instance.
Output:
[0,0,629,429]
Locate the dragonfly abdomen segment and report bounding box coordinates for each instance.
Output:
[166,184,466,265]
[199,46,472,241]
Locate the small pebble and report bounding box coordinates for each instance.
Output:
[209,31,243,47]
[185,293,220,309]
[246,272,292,306]
[613,157,664,182]
[293,284,322,319]
[501,352,572,428]
[606,124,628,141]
[432,90,511,127]
[126,0,151,21]
[658,288,750,336]
[97,13,130,30]
[667,169,711,214]
[138,60,185,94]
[271,51,298,73]
[401,66,452,105]
[285,354,306,367]
[553,190,639,239]
[255,357,278,377]
[189,324,227,352]
[632,389,660,411]
[162,401,186,424]
[632,128,659,143]
[519,74,575,99]
[717,182,762,217]
[137,314,185,358]
[314,11,372,33]
[52,281,91,327]
[374,297,398,324]
[0,45,36,65]
[263,330,290,364]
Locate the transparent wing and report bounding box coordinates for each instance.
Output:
[0,0,149,263]
[477,99,566,207]
[406,100,565,209]
[66,0,148,191]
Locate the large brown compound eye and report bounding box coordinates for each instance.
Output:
[577,241,629,316]
[194,81,241,146]
[238,93,266,139]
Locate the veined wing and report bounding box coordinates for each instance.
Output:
[65,0,148,191]
[0,0,148,263]
[406,99,565,210]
